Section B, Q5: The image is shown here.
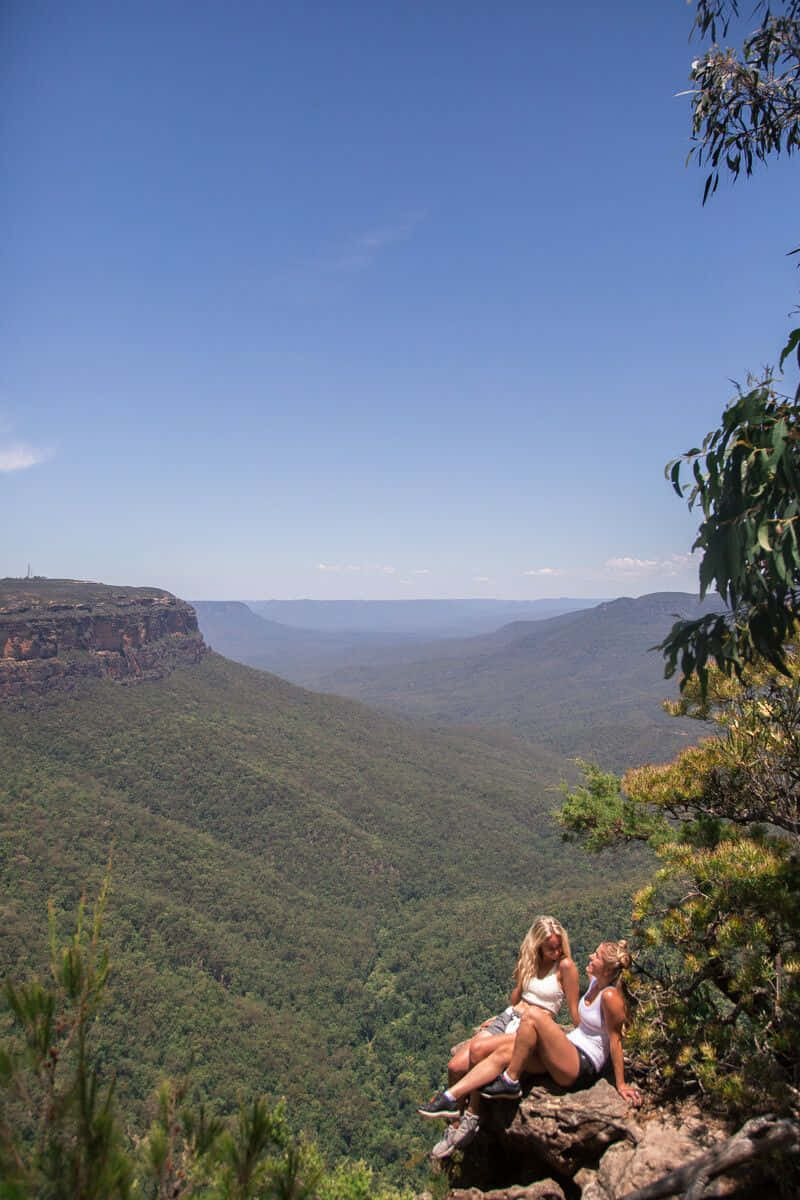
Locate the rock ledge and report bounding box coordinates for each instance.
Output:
[440,1083,736,1200]
[0,578,207,700]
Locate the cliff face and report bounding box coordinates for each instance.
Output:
[441,1081,739,1200]
[0,579,207,701]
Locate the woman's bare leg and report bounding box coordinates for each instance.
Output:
[447,1038,515,1103]
[506,1009,581,1087]
[448,1042,471,1085]
[448,1029,511,1087]
[450,1017,513,1084]
[468,1032,512,1068]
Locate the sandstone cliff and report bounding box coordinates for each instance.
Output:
[0,578,207,701]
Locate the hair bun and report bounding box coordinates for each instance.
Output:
[604,939,632,973]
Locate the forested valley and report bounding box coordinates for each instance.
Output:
[0,627,641,1190]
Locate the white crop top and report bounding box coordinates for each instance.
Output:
[566,983,611,1071]
[519,963,563,1016]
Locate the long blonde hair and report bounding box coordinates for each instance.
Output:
[513,916,570,990]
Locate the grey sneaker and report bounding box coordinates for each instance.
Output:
[430,1111,480,1160]
[480,1072,522,1100]
[417,1091,459,1118]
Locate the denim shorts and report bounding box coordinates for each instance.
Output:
[482,1007,519,1036]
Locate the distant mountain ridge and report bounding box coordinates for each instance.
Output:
[323,591,722,765]
[192,600,422,681]
[192,597,613,698]
[296,592,724,770]
[248,596,605,636]
[194,591,721,770]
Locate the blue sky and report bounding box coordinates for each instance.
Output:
[3,1,798,601]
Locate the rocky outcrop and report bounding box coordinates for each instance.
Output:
[439,1083,738,1200]
[596,1116,800,1200]
[0,579,207,700]
[574,1104,727,1199]
[497,1081,638,1178]
[450,1184,567,1200]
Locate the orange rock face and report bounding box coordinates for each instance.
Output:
[0,582,207,700]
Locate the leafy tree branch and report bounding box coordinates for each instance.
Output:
[660,1,800,685]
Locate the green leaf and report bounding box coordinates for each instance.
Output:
[779,327,800,372]
[756,523,772,552]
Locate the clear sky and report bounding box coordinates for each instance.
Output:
[3,1,798,601]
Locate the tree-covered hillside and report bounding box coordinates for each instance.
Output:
[0,650,641,1177]
[192,600,419,683]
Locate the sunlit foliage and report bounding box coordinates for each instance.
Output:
[559,660,800,1115]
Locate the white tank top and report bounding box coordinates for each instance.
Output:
[519,963,563,1015]
[566,983,611,1070]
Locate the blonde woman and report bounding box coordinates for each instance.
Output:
[419,916,579,1155]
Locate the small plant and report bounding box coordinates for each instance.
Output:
[0,872,132,1199]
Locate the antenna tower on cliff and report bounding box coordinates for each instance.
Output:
[26,563,31,579]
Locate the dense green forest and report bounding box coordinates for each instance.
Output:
[0,651,640,1179]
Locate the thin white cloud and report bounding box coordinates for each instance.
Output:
[472,575,491,583]
[329,213,424,273]
[523,567,562,577]
[355,220,418,251]
[412,568,431,576]
[0,442,51,473]
[605,556,659,572]
[316,562,397,575]
[280,214,425,301]
[604,553,692,576]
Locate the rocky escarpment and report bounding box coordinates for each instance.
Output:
[0,578,207,700]
[436,1081,795,1199]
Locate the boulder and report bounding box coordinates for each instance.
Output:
[496,1079,639,1177]
[446,1079,639,1193]
[584,1113,795,1200]
[578,1117,718,1199]
[450,1185,565,1200]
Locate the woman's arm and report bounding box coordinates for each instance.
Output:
[559,957,580,1026]
[601,989,641,1106]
